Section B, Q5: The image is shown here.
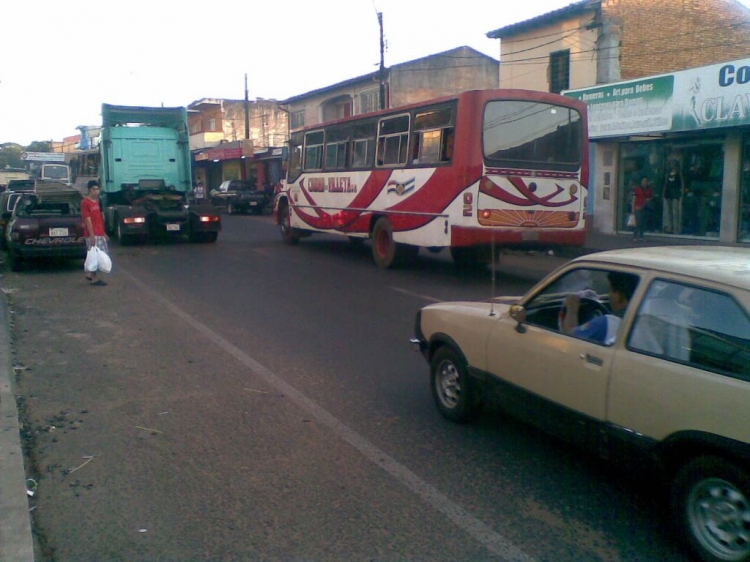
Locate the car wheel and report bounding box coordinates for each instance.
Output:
[8,250,23,272]
[279,201,300,245]
[671,456,750,562]
[430,346,481,423]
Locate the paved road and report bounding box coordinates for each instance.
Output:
[1,216,690,561]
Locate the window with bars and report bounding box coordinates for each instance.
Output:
[360,90,380,114]
[290,110,305,130]
[549,50,570,94]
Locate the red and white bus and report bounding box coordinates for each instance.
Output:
[274,89,588,268]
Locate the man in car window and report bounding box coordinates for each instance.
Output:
[561,272,639,345]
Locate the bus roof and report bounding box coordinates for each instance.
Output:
[291,88,587,133]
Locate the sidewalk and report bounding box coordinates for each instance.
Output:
[0,288,35,562]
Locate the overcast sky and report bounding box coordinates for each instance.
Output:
[2,0,748,145]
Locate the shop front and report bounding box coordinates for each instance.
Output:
[192,140,254,192]
[567,58,750,244]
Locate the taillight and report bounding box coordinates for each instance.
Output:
[124,217,146,225]
[200,215,220,223]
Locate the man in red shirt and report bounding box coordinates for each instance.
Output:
[81,180,109,286]
[632,177,653,241]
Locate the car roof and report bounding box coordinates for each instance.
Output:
[571,246,750,290]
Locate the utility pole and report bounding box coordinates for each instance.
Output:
[378,12,386,110]
[244,73,250,140]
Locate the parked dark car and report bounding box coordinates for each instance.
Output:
[0,190,32,250]
[5,191,87,271]
[210,180,270,215]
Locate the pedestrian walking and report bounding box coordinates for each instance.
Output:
[82,180,110,286]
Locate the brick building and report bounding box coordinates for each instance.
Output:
[188,98,289,193]
[488,0,750,246]
[488,0,750,92]
[282,46,498,131]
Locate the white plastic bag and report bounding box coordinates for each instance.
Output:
[626,213,637,228]
[84,247,99,272]
[97,248,112,274]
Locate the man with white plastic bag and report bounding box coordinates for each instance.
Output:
[82,180,111,286]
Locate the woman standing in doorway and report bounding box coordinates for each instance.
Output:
[663,160,683,234]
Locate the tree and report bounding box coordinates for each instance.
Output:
[26,141,52,153]
[0,143,25,169]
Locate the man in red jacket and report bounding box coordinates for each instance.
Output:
[81,180,110,286]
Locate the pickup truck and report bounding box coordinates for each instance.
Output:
[210,180,270,215]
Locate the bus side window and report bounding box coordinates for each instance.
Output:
[377,114,409,167]
[352,140,370,168]
[287,133,304,183]
[303,131,324,171]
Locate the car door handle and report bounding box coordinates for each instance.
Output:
[580,353,603,366]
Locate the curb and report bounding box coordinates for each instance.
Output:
[0,286,35,562]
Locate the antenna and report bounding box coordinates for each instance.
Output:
[489,234,497,316]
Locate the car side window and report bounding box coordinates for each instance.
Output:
[523,268,612,332]
[628,280,750,381]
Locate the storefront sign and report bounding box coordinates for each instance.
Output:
[21,151,66,162]
[566,57,750,138]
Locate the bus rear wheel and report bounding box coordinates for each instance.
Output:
[371,217,417,269]
[450,246,493,269]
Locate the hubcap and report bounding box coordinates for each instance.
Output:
[437,360,461,409]
[689,477,750,559]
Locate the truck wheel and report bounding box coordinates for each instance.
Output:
[671,456,750,562]
[189,232,218,243]
[430,346,481,423]
[117,222,133,246]
[279,202,299,245]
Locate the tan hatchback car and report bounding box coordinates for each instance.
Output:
[412,246,750,562]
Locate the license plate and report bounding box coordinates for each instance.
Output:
[249,201,258,206]
[49,228,69,237]
[166,224,180,231]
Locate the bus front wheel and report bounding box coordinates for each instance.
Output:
[279,202,300,246]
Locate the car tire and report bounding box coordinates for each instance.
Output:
[671,455,750,562]
[430,346,481,423]
[8,250,23,272]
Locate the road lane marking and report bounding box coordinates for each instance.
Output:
[121,267,535,562]
[390,286,442,303]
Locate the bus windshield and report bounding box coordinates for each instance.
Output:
[483,100,582,172]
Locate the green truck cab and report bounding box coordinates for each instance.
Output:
[100,104,221,244]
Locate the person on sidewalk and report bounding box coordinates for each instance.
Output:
[82,180,110,286]
[632,177,654,241]
[662,159,683,234]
